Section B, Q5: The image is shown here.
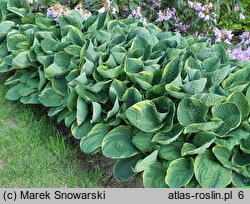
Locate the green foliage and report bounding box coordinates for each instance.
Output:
[1,5,250,188]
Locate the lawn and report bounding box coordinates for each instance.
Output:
[0,76,102,187]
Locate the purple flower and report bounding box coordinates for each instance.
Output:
[187,1,194,8]
[234,4,239,12]
[188,1,213,21]
[214,27,233,44]
[174,22,190,33]
[239,13,245,20]
[239,31,250,46]
[151,0,162,8]
[156,8,176,22]
[193,3,205,12]
[128,6,142,19]
[198,11,205,19]
[47,8,59,19]
[229,47,250,61]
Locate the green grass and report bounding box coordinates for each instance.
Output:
[0,79,102,187]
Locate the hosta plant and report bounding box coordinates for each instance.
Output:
[1,4,250,188]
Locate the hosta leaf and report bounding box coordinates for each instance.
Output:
[240,137,250,154]
[182,78,207,94]
[80,123,110,154]
[106,97,119,120]
[71,120,94,139]
[241,165,250,178]
[45,63,66,79]
[97,65,122,79]
[64,45,81,56]
[181,132,216,156]
[67,87,77,111]
[177,98,208,126]
[185,56,201,70]
[124,58,143,74]
[212,145,235,170]
[12,51,34,68]
[91,102,102,123]
[206,65,230,85]
[143,162,168,188]
[215,128,249,150]
[232,150,250,167]
[35,16,56,29]
[48,106,64,117]
[195,93,226,107]
[122,87,142,110]
[5,83,24,101]
[185,177,201,188]
[52,77,68,97]
[227,92,249,119]
[20,93,39,104]
[165,158,194,188]
[113,155,141,181]
[75,84,108,104]
[232,172,250,187]
[212,44,229,63]
[109,79,126,100]
[41,38,58,54]
[54,51,71,69]
[152,124,183,145]
[158,141,182,161]
[64,110,76,127]
[76,97,88,126]
[126,100,163,133]
[7,33,27,52]
[194,150,232,187]
[161,58,181,83]
[102,126,138,159]
[134,150,158,172]
[202,56,220,72]
[184,120,223,134]
[222,66,250,90]
[212,102,241,136]
[0,21,15,38]
[132,131,154,152]
[39,86,63,107]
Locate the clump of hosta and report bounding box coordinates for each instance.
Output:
[1,8,250,188]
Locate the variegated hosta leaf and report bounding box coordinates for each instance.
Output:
[126,100,164,133]
[143,162,169,188]
[212,145,238,170]
[158,141,182,161]
[132,131,155,152]
[165,158,194,188]
[181,132,216,156]
[177,97,208,126]
[227,92,250,119]
[113,155,141,181]
[212,102,241,136]
[102,126,138,159]
[80,123,110,154]
[152,124,183,145]
[195,150,232,187]
[134,150,158,172]
[232,172,250,187]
